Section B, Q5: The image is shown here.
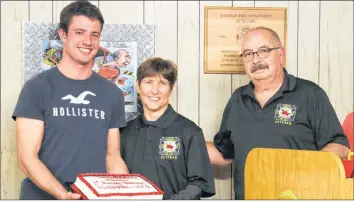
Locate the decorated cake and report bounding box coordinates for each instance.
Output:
[70,173,164,199]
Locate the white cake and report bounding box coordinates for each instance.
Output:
[71,173,164,199]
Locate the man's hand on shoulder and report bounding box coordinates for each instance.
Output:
[206,142,232,166]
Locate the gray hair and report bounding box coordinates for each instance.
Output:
[247,26,282,47]
[112,49,128,59]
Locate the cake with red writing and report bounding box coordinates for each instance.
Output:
[70,173,164,199]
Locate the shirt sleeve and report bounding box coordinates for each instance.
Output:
[12,80,45,121]
[213,99,235,159]
[169,185,202,200]
[184,127,216,198]
[109,88,127,128]
[309,87,350,150]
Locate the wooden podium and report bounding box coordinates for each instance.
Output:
[244,148,353,199]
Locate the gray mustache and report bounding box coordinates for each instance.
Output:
[251,63,269,73]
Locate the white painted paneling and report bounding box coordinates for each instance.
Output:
[144,1,178,110]
[53,1,74,23]
[233,0,254,7]
[99,1,143,24]
[285,1,299,76]
[1,2,29,199]
[200,1,232,142]
[29,1,52,22]
[319,1,353,123]
[90,1,99,7]
[177,1,200,124]
[298,1,320,83]
[200,1,233,199]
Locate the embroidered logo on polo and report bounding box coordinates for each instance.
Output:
[159,137,180,160]
[52,91,106,120]
[274,103,297,125]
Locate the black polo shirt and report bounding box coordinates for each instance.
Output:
[213,68,350,200]
[120,104,216,199]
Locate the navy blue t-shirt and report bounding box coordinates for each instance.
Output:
[12,67,126,199]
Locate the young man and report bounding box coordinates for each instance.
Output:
[207,26,350,199]
[13,1,128,199]
[120,57,216,200]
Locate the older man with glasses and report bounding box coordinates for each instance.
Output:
[206,26,350,200]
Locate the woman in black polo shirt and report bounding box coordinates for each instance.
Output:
[120,57,216,200]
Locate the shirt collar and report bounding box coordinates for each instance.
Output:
[241,67,296,97]
[135,104,178,129]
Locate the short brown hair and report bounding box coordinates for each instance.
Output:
[60,1,104,33]
[137,57,178,88]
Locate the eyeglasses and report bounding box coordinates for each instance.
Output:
[240,47,281,62]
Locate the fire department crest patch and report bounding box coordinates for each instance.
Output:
[159,137,180,160]
[274,103,297,125]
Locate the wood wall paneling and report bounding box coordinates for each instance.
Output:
[1,1,29,199]
[200,1,233,199]
[53,1,74,23]
[29,1,52,22]
[319,1,354,122]
[284,1,299,76]
[99,1,144,24]
[144,1,178,111]
[89,1,99,8]
[200,2,232,142]
[298,1,320,83]
[177,1,200,124]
